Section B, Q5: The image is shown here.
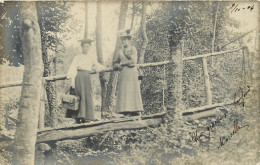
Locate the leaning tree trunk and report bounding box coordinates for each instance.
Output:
[138,1,148,64]
[166,38,183,118]
[96,1,108,119]
[13,2,44,164]
[104,1,129,118]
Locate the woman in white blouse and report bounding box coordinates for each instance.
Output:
[66,39,105,124]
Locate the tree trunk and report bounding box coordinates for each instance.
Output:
[166,39,183,117]
[96,2,108,119]
[130,1,136,31]
[211,1,219,66]
[84,1,88,39]
[13,2,44,164]
[104,1,129,119]
[211,1,219,53]
[42,46,57,127]
[138,2,148,64]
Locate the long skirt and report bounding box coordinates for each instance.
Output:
[115,66,144,114]
[65,70,94,120]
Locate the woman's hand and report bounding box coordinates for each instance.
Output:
[127,61,135,68]
[91,65,97,73]
[113,63,122,70]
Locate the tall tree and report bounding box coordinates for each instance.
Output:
[12,2,44,164]
[211,1,219,53]
[1,2,71,127]
[130,2,136,31]
[84,1,88,39]
[104,1,129,118]
[36,2,71,127]
[138,2,148,64]
[96,2,108,119]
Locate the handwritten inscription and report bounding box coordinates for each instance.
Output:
[191,113,227,142]
[229,3,254,13]
[218,119,249,148]
[234,86,251,107]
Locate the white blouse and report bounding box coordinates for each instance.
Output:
[67,53,105,86]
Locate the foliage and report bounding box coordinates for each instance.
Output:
[0,1,72,67]
[131,2,242,113]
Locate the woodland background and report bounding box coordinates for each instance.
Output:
[0,1,259,165]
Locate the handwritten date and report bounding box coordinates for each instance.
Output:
[229,3,254,13]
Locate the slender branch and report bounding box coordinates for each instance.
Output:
[220,29,256,50]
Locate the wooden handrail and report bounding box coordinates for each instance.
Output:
[182,48,241,61]
[0,47,242,88]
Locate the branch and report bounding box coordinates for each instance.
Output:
[220,29,256,50]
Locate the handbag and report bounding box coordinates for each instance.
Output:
[137,68,144,80]
[61,87,80,111]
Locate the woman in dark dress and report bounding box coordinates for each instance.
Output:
[113,30,144,117]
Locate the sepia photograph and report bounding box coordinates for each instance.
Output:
[0,0,259,164]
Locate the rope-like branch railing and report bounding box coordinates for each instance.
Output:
[0,47,242,88]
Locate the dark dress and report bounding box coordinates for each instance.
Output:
[114,46,144,114]
[65,69,94,120]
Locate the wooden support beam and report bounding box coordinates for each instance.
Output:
[38,79,46,129]
[37,116,163,143]
[202,57,212,105]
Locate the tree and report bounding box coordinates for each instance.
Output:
[12,2,44,164]
[103,1,129,119]
[96,2,108,119]
[1,2,72,127]
[130,2,136,31]
[36,2,71,127]
[84,1,88,39]
[137,2,148,64]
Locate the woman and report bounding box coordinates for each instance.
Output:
[66,39,105,123]
[113,30,144,116]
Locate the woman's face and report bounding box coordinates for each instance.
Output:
[121,37,130,47]
[81,43,91,54]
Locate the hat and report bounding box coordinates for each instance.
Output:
[78,39,94,44]
[118,29,132,38]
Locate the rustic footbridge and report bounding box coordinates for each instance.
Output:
[0,29,256,143]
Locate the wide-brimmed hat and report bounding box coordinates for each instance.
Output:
[78,38,95,44]
[118,29,132,39]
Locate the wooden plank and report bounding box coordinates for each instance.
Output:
[37,112,166,133]
[37,118,163,143]
[183,108,222,121]
[182,101,234,116]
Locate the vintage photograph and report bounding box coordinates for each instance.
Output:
[0,1,259,165]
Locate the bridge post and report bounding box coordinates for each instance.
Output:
[38,78,46,129]
[202,57,213,105]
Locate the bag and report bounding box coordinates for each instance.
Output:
[61,87,80,111]
[137,68,144,80]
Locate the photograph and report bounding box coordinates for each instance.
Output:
[0,1,259,165]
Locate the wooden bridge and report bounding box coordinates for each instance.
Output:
[0,28,256,143]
